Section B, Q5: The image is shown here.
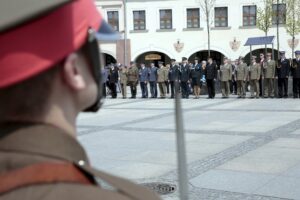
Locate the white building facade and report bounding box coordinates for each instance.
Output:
[96,0,300,66]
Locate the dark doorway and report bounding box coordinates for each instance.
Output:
[244,48,279,65]
[189,50,225,67]
[103,53,117,66]
[135,51,171,67]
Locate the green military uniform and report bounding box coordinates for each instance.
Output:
[0,123,160,200]
[219,64,232,97]
[249,63,261,98]
[263,59,276,98]
[157,66,169,98]
[127,65,139,98]
[119,68,128,98]
[236,63,247,98]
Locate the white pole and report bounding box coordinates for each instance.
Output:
[123,0,128,66]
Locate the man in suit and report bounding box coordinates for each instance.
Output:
[259,53,266,96]
[292,50,300,98]
[248,56,261,98]
[263,53,276,98]
[219,57,232,98]
[205,57,218,99]
[235,57,248,98]
[168,59,180,98]
[276,51,290,98]
[149,62,158,98]
[139,63,149,98]
[180,57,191,99]
[127,61,139,98]
[157,61,168,98]
[108,64,119,98]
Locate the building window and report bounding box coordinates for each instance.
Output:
[215,7,228,27]
[107,11,119,31]
[133,10,146,30]
[243,5,256,26]
[187,8,200,28]
[160,9,172,29]
[272,3,286,24]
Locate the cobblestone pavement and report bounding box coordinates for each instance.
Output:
[77,93,300,200]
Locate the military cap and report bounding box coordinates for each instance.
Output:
[295,50,300,55]
[130,61,136,65]
[182,57,188,61]
[158,61,164,65]
[171,59,176,62]
[238,56,244,61]
[0,0,119,88]
[194,57,199,60]
[279,51,285,55]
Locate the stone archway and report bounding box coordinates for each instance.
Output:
[135,51,171,66]
[188,50,226,67]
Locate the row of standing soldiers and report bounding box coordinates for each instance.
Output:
[105,51,300,99]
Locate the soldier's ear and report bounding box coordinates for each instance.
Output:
[62,53,86,91]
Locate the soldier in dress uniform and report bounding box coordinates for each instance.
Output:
[108,64,119,98]
[0,1,161,200]
[149,63,158,98]
[276,51,290,98]
[235,57,248,98]
[157,61,168,98]
[119,65,128,99]
[190,57,202,99]
[139,63,149,98]
[292,50,300,98]
[263,53,276,98]
[248,56,261,98]
[180,57,191,99]
[127,61,139,99]
[219,57,232,98]
[168,59,180,98]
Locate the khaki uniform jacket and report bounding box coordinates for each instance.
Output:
[127,66,139,82]
[119,69,128,84]
[0,123,161,200]
[263,60,276,79]
[157,67,168,83]
[236,63,247,81]
[249,64,261,80]
[219,64,232,82]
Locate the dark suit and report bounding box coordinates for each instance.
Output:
[169,64,180,98]
[139,67,149,98]
[276,58,290,98]
[292,59,300,98]
[179,64,191,98]
[205,62,218,98]
[108,67,119,98]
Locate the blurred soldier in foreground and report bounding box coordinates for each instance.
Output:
[127,61,139,99]
[119,65,128,99]
[292,51,300,98]
[219,57,232,98]
[263,53,276,98]
[205,57,218,99]
[157,62,168,98]
[248,56,261,98]
[0,1,160,200]
[276,51,290,98]
[168,59,179,98]
[236,57,247,98]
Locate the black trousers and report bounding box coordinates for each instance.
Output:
[181,81,189,98]
[140,82,148,98]
[149,81,157,98]
[170,81,175,98]
[109,82,117,98]
[230,80,237,94]
[206,79,215,98]
[293,78,300,98]
[102,83,107,98]
[129,81,137,98]
[165,81,170,94]
[278,78,288,98]
[259,76,263,96]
